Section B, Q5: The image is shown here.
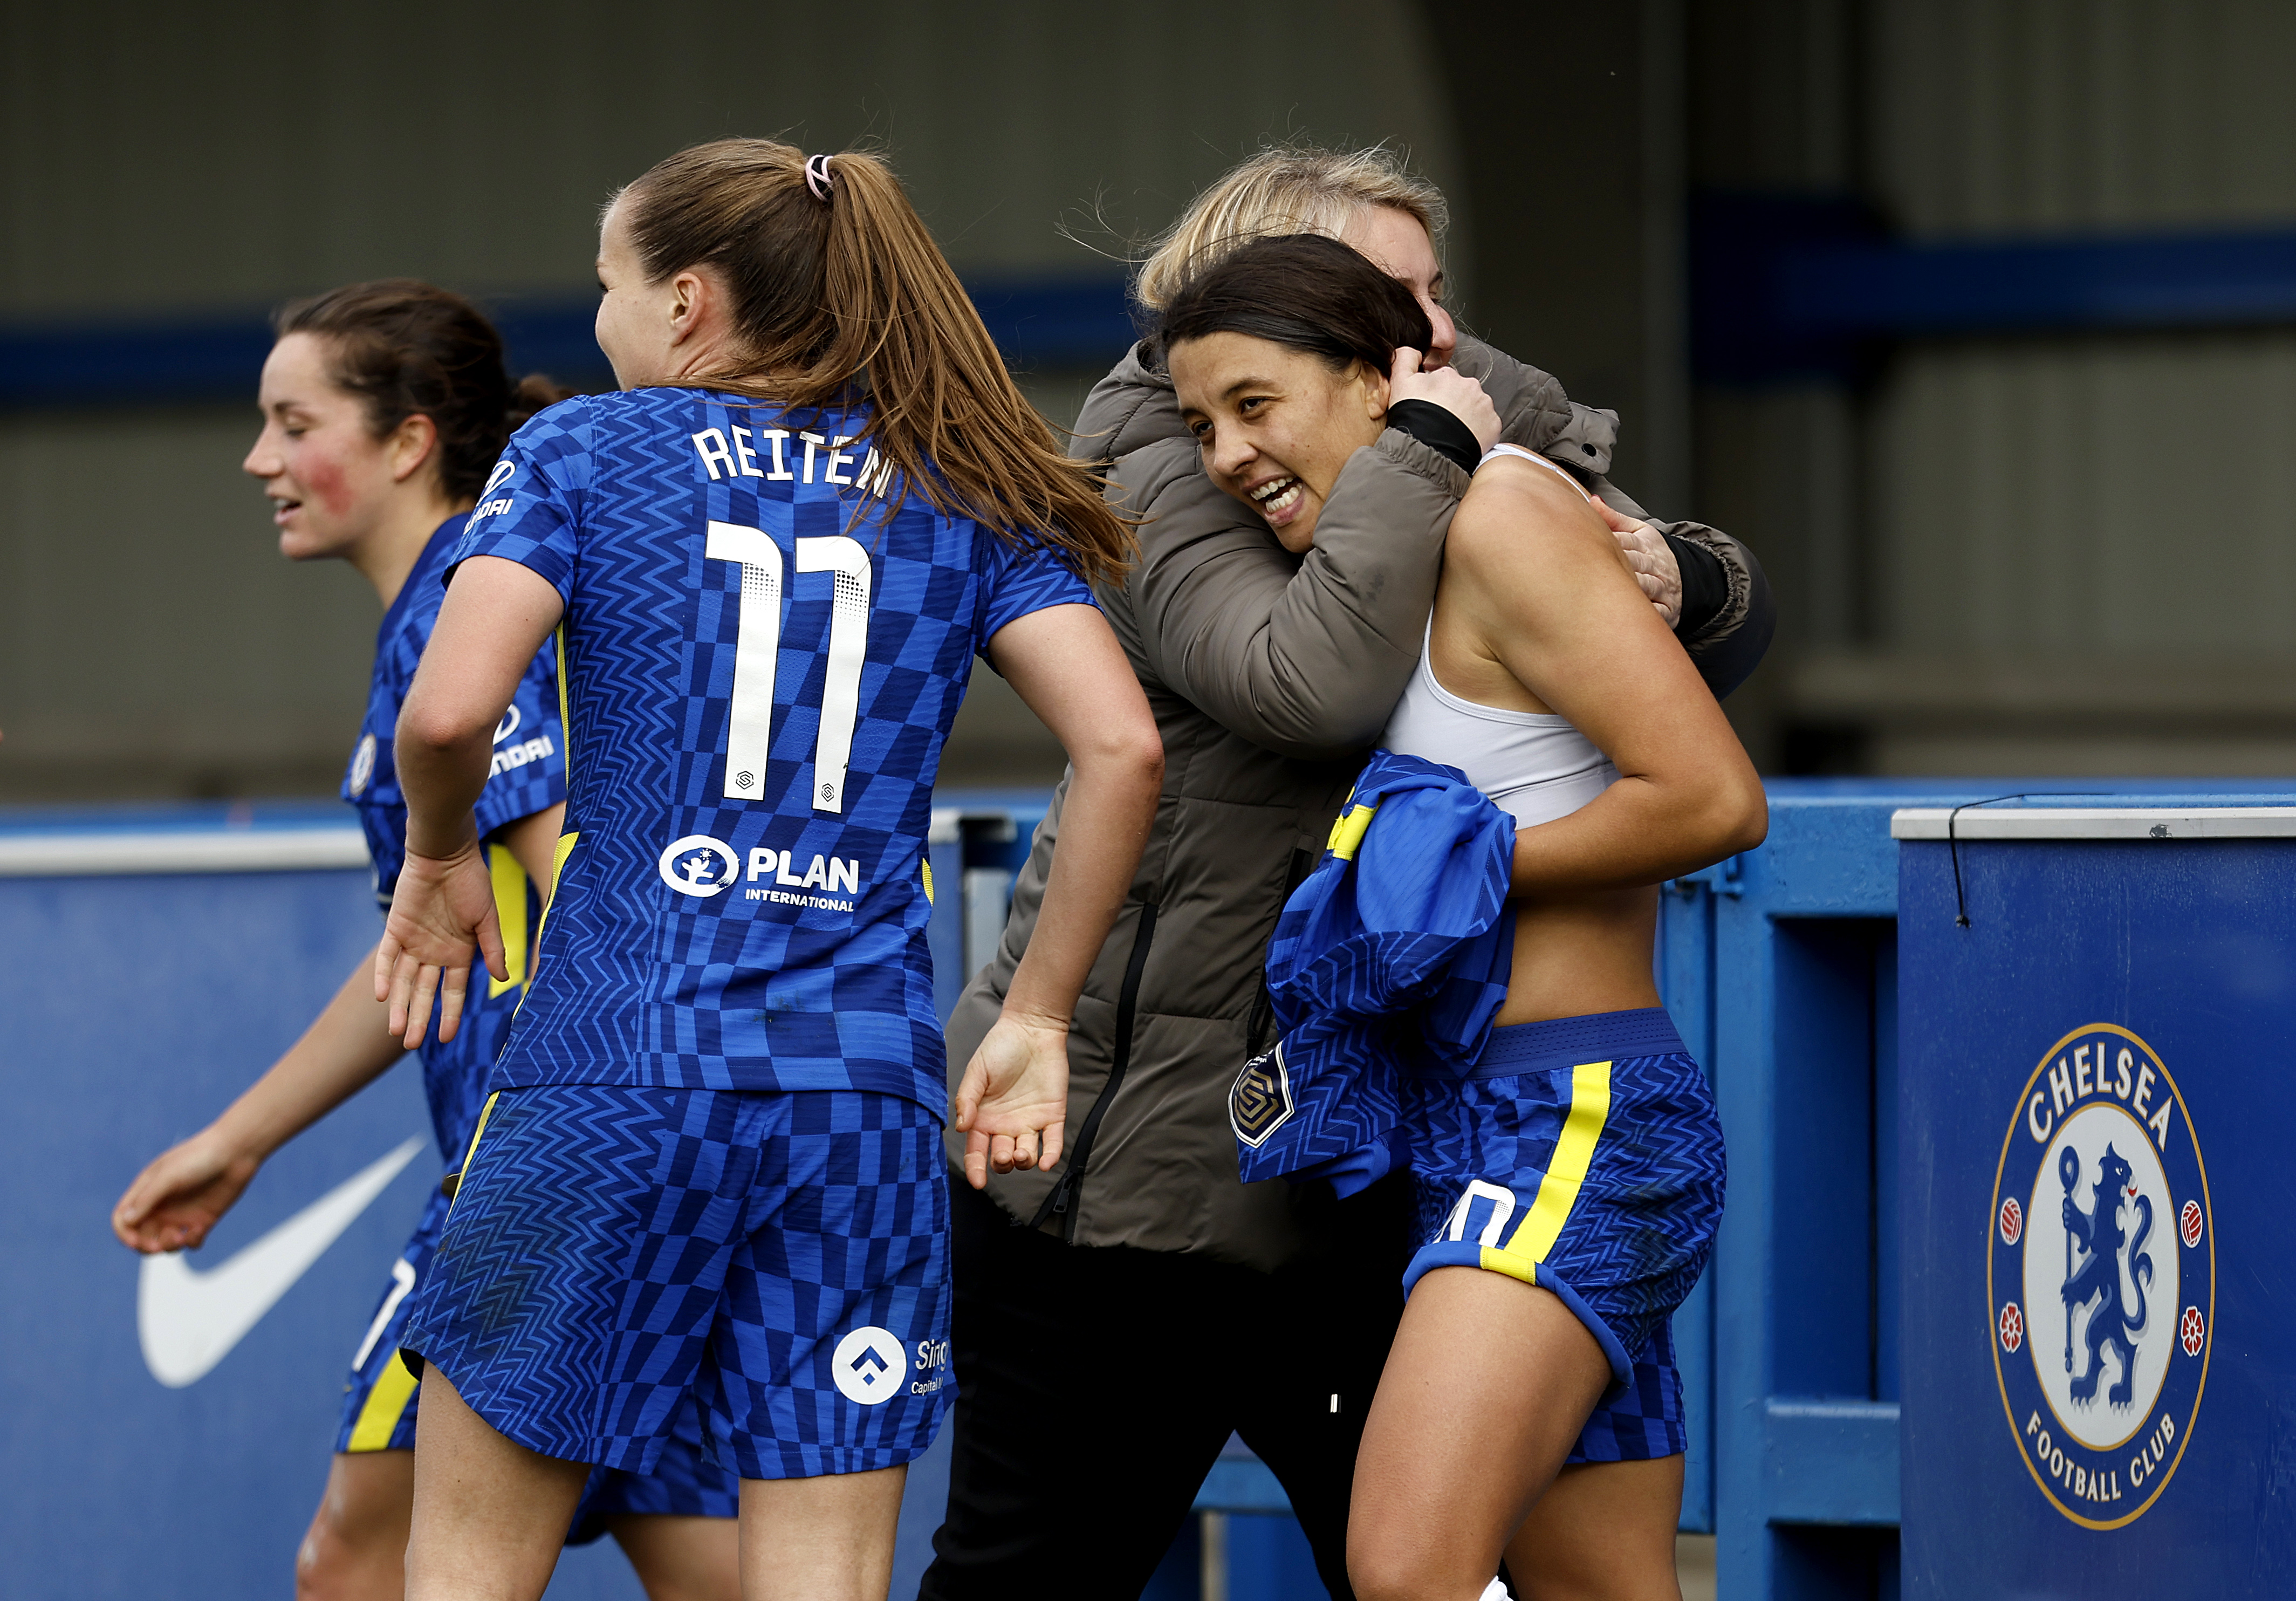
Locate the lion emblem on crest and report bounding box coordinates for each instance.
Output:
[2058,1141,2155,1406]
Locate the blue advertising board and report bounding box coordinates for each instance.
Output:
[0,801,1035,1601]
[0,807,693,1598]
[1895,800,2296,1599]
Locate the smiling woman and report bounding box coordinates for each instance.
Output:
[1164,233,1462,550]
[1162,229,1764,1601]
[114,279,743,1601]
[922,143,1773,1601]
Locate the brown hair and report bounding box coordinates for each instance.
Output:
[1135,143,1448,314]
[1157,234,1434,376]
[275,280,567,503]
[615,138,1132,583]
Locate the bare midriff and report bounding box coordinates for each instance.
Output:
[1491,885,1661,1028]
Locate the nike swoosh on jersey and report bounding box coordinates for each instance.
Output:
[138,1135,427,1388]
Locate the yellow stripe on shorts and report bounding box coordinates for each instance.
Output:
[344,1355,419,1452]
[449,1091,501,1213]
[511,830,578,1018]
[484,844,530,998]
[1483,1059,1613,1284]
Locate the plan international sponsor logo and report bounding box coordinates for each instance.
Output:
[657,834,863,913]
[1989,1024,2213,1529]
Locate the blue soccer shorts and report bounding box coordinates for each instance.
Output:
[400,1086,952,1481]
[338,1183,739,1538]
[1401,1007,1725,1463]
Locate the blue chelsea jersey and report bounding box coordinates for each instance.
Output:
[344,514,566,1159]
[449,388,1096,1111]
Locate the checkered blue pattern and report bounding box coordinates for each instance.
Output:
[337,1186,738,1526]
[565,1395,743,1543]
[1401,1015,1724,1463]
[401,1085,952,1480]
[345,513,564,1160]
[1570,1325,1685,1465]
[450,390,1094,1107]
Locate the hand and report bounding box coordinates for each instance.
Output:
[112,1135,260,1254]
[1595,497,1681,627]
[1388,348,1501,454]
[375,842,504,1049]
[951,1012,1071,1189]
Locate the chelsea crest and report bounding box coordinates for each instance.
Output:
[1989,1023,2213,1529]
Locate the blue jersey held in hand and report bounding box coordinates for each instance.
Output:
[1229,750,1518,1191]
[449,388,1095,1112]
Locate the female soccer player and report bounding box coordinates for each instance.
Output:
[111,282,738,1601]
[1162,235,1766,1600]
[924,145,1771,1601]
[372,140,1163,1601]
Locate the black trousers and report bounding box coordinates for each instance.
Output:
[916,1174,1415,1601]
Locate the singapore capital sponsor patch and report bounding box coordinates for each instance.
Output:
[1990,1023,2212,1529]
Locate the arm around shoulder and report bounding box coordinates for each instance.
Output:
[1121,432,1465,760]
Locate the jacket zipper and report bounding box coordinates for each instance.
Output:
[1030,900,1159,1242]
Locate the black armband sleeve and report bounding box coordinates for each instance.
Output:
[1667,533,1729,638]
[1385,400,1483,477]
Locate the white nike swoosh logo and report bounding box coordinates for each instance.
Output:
[138,1136,427,1388]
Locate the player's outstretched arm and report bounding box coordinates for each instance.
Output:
[954,601,1162,1188]
[380,555,563,1046]
[112,946,408,1253]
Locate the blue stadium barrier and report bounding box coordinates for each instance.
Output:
[0,802,667,1599]
[1663,777,2288,1601]
[54,778,2274,1598]
[0,789,1294,1601]
[1893,793,2296,1600]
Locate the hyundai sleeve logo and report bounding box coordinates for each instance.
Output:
[137,1137,426,1388]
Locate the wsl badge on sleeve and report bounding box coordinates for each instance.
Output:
[1989,1023,2213,1529]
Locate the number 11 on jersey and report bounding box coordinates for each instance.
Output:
[706,520,872,812]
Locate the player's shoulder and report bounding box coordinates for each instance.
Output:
[1446,454,1608,580]
[511,388,602,446]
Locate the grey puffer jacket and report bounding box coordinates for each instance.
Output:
[942,336,1771,1270]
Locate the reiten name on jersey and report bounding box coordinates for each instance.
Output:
[689,427,894,496]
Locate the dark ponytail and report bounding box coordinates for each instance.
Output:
[1154,232,1433,377]
[274,280,568,504]
[616,138,1134,584]
[511,373,573,432]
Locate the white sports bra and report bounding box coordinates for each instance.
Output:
[1377,445,1619,829]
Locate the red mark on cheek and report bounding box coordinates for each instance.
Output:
[298,453,354,517]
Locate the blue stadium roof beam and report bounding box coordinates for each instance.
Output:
[1691,191,2296,386]
[0,275,1137,411]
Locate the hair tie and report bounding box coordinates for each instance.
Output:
[804,154,835,202]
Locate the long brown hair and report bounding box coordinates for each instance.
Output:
[275,280,567,503]
[617,139,1133,583]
